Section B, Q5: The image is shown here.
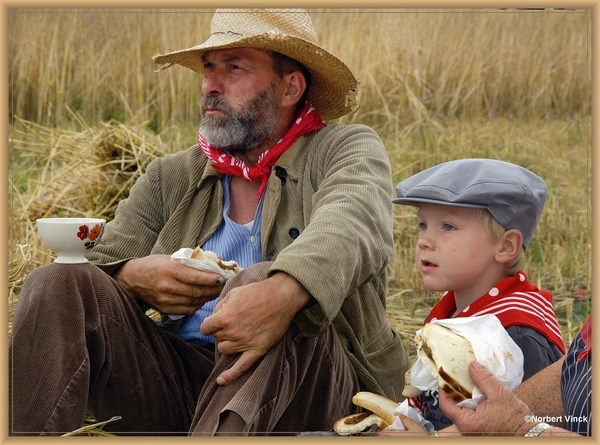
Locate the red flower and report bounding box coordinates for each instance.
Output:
[77,225,89,240]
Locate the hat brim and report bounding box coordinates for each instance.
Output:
[392,197,489,209]
[152,33,359,121]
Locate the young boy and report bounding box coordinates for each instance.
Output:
[393,158,565,430]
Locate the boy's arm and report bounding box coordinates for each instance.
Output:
[505,325,563,380]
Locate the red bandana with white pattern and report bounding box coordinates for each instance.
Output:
[407,271,566,414]
[197,100,325,201]
[425,270,565,353]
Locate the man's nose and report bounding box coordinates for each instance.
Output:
[202,71,223,96]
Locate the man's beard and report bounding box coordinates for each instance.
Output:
[199,83,280,156]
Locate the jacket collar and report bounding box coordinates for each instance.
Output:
[271,134,314,181]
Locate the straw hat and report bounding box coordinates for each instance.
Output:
[152,9,359,121]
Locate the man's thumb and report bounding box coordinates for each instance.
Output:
[469,361,503,396]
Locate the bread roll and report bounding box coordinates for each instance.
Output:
[191,246,240,276]
[333,412,388,435]
[351,391,398,425]
[415,323,476,402]
[333,391,399,435]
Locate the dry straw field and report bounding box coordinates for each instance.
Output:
[9,9,591,377]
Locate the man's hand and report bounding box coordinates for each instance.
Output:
[439,361,534,436]
[200,271,312,385]
[113,254,224,315]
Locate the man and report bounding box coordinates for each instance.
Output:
[9,9,408,435]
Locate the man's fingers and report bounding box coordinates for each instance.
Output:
[212,293,229,313]
[173,261,224,286]
[468,361,506,399]
[438,385,460,414]
[216,350,262,386]
[200,317,216,337]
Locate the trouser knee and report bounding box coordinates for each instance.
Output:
[15,263,113,327]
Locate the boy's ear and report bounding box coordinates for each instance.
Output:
[495,229,523,263]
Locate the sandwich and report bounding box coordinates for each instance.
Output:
[190,246,241,279]
[333,391,398,435]
[415,322,476,402]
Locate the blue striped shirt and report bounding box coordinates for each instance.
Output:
[561,316,592,436]
[177,175,264,345]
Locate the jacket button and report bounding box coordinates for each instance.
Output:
[288,228,300,239]
[346,341,354,353]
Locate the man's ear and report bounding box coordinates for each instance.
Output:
[281,71,307,108]
[495,229,523,264]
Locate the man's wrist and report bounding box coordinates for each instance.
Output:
[271,271,313,311]
[515,420,538,436]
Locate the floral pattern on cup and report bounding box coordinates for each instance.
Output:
[77,223,104,249]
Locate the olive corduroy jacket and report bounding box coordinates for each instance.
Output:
[88,122,409,401]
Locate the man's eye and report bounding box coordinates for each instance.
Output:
[418,222,427,231]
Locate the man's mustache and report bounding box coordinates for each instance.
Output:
[200,96,234,117]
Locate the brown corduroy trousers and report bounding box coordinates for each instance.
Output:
[9,262,360,436]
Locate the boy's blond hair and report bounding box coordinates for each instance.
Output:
[476,208,525,276]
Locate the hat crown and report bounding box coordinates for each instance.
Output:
[393,158,548,249]
[210,9,317,44]
[152,9,359,120]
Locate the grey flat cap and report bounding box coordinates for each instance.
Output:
[393,158,548,248]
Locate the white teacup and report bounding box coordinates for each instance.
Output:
[36,217,106,264]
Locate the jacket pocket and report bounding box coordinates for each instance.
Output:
[363,328,410,402]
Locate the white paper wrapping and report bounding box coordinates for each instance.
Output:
[386,314,524,431]
[167,248,242,320]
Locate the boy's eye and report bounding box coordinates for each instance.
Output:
[443,223,455,231]
[418,222,427,231]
